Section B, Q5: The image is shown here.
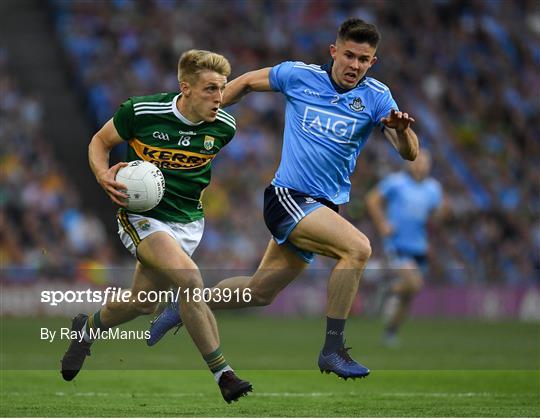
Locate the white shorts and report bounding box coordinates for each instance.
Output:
[116,210,204,258]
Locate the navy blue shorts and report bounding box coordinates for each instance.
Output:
[387,248,428,275]
[263,184,339,263]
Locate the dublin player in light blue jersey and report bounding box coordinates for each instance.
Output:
[366,150,444,347]
[148,18,419,379]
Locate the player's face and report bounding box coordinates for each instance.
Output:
[330,40,377,89]
[180,70,227,122]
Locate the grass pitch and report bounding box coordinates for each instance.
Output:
[1,316,539,417]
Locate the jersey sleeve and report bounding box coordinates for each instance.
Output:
[374,90,398,128]
[269,61,296,93]
[430,180,443,210]
[378,173,401,199]
[215,110,237,147]
[222,124,236,147]
[113,98,135,140]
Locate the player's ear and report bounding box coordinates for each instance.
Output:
[369,56,378,67]
[179,81,191,97]
[330,44,337,60]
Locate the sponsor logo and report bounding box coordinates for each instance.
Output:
[303,89,320,97]
[178,130,198,136]
[203,135,215,150]
[305,197,316,204]
[349,97,365,112]
[153,131,170,141]
[301,106,357,143]
[137,219,151,231]
[129,138,216,170]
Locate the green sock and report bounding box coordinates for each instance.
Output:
[82,311,105,343]
[203,347,232,382]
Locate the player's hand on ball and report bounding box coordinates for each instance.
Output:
[381,109,415,132]
[98,162,129,207]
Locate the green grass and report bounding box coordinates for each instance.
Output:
[1,316,539,416]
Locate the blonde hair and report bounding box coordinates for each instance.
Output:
[177,50,231,84]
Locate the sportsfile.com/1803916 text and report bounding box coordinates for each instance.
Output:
[40,287,252,307]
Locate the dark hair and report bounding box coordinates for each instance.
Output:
[337,18,380,48]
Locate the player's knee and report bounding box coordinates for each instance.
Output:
[176,273,204,291]
[250,289,275,307]
[345,235,372,263]
[410,276,424,294]
[400,275,423,296]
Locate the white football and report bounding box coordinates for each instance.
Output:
[115,160,165,212]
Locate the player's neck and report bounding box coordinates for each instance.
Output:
[177,95,203,124]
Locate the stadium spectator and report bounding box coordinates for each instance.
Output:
[0,48,114,281]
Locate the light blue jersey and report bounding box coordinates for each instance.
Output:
[379,172,442,255]
[269,61,398,204]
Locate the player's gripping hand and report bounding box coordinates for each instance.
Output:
[381,109,416,132]
[97,162,129,207]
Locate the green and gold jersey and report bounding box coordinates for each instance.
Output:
[113,92,236,223]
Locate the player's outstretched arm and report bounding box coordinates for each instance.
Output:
[381,109,419,161]
[366,188,393,237]
[433,193,451,222]
[222,67,273,107]
[88,118,129,207]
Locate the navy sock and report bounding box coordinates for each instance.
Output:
[322,317,345,355]
[386,324,398,335]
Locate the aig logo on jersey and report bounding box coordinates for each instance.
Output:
[302,106,357,144]
[203,135,215,150]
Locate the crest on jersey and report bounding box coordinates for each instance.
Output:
[349,97,365,112]
[203,135,215,150]
[137,219,151,231]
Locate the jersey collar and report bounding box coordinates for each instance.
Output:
[172,93,205,126]
[321,61,366,94]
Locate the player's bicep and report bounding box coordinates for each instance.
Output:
[246,68,272,91]
[93,118,125,150]
[366,187,385,208]
[432,192,449,220]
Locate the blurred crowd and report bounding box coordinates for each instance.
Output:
[2,0,538,285]
[0,48,119,283]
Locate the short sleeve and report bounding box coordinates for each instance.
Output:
[269,61,296,93]
[378,173,401,199]
[430,180,443,210]
[374,90,398,127]
[113,99,135,140]
[221,123,236,147]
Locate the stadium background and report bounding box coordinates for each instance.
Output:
[0,0,539,417]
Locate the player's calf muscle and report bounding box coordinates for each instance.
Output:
[130,299,158,315]
[249,289,275,307]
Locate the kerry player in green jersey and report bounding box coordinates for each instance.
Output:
[60,50,252,403]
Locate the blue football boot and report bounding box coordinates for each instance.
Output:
[146,301,183,346]
[318,346,370,379]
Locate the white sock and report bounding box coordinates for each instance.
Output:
[213,366,233,383]
[383,294,399,321]
[81,320,94,344]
